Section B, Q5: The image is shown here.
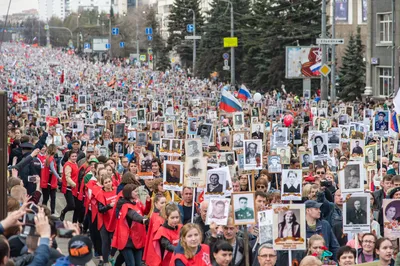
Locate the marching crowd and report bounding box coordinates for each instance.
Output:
[1,42,400,266]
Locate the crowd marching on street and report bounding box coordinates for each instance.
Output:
[2,42,400,266]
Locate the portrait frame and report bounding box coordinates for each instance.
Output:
[163,161,183,191]
[232,192,256,225]
[281,169,302,201]
[299,152,312,170]
[136,131,148,147]
[233,112,244,130]
[382,199,400,238]
[343,193,371,234]
[184,156,207,188]
[205,198,231,226]
[258,209,274,245]
[243,139,263,170]
[373,110,390,136]
[268,155,282,173]
[185,138,203,158]
[205,169,228,196]
[340,161,364,193]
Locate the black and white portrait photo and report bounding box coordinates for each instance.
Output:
[281,170,302,201]
[251,107,260,118]
[225,153,235,166]
[365,145,377,165]
[274,128,288,145]
[137,108,146,122]
[233,193,256,225]
[113,142,124,155]
[312,133,328,159]
[319,118,330,132]
[350,139,365,159]
[251,123,264,140]
[258,210,273,244]
[338,114,348,125]
[232,132,244,150]
[277,209,301,238]
[185,139,203,158]
[278,147,290,165]
[268,155,282,173]
[220,135,231,150]
[243,140,263,170]
[328,128,340,145]
[127,131,136,142]
[339,125,349,140]
[79,95,86,105]
[197,123,213,146]
[300,152,311,169]
[164,122,175,138]
[171,139,182,153]
[187,117,197,135]
[151,131,161,143]
[206,198,230,225]
[293,128,302,145]
[114,123,125,139]
[340,161,363,193]
[99,146,109,157]
[343,193,370,233]
[206,172,226,194]
[136,132,147,147]
[233,112,244,129]
[163,161,183,191]
[130,116,138,128]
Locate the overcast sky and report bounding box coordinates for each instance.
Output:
[0,0,38,17]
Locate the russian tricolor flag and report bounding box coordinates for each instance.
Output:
[220,90,242,112]
[237,84,251,100]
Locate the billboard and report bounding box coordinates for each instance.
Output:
[335,0,349,23]
[93,38,109,52]
[285,46,322,79]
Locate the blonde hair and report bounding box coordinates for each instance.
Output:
[307,234,325,255]
[161,203,180,220]
[299,256,322,266]
[180,224,202,259]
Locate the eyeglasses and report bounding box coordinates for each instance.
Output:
[258,254,277,259]
[316,171,325,175]
[363,240,375,244]
[257,186,266,189]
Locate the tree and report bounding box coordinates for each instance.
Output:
[242,0,322,93]
[48,16,70,47]
[144,7,169,71]
[197,0,250,83]
[167,0,204,71]
[337,27,365,101]
[21,18,46,46]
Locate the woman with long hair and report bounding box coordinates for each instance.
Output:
[60,151,79,221]
[112,184,150,266]
[41,144,61,214]
[375,238,394,266]
[306,235,335,265]
[148,178,180,216]
[278,210,300,238]
[97,174,118,266]
[170,223,211,266]
[150,203,182,266]
[105,162,121,188]
[143,194,166,266]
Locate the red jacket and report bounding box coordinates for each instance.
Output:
[86,179,103,228]
[169,244,211,266]
[152,224,182,266]
[61,161,78,195]
[96,188,118,232]
[111,201,147,250]
[40,156,58,189]
[143,211,165,265]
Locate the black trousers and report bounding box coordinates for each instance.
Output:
[62,190,75,215]
[72,197,85,224]
[42,186,56,214]
[88,211,102,256]
[100,225,113,263]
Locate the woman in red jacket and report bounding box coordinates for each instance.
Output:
[105,163,121,188]
[97,174,117,266]
[41,144,61,215]
[152,203,182,266]
[111,184,149,266]
[60,151,79,221]
[143,194,166,266]
[170,223,212,266]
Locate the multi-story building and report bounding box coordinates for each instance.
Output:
[38,0,67,21]
[3,9,38,26]
[364,0,400,98]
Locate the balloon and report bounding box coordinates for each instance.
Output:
[283,114,294,127]
[253,92,262,102]
[315,97,320,103]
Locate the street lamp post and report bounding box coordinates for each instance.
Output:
[188,9,196,76]
[76,14,80,51]
[109,14,112,59]
[222,0,235,88]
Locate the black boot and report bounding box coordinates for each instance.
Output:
[60,210,65,221]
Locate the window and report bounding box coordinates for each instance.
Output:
[378,13,392,43]
[378,67,393,96]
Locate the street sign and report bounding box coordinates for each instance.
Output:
[185,36,201,40]
[316,38,344,45]
[145,27,153,35]
[223,66,230,71]
[320,64,331,77]
[112,28,119,35]
[120,42,125,48]
[224,59,229,66]
[148,48,153,55]
[84,43,90,49]
[187,24,194,33]
[223,37,238,48]
[84,48,92,53]
[223,53,229,60]
[44,25,49,30]
[105,43,111,49]
[140,55,146,61]
[147,35,153,41]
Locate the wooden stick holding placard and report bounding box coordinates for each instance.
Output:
[191,187,196,223]
[275,174,279,190]
[251,170,255,192]
[355,233,358,264]
[244,226,250,266]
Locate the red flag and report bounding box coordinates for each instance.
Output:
[46,117,59,126]
[60,70,64,84]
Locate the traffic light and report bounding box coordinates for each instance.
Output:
[149,55,153,62]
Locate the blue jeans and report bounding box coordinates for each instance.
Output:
[121,247,143,266]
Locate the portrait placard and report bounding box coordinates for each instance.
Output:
[343,193,371,234]
[281,170,302,201]
[205,198,230,226]
[272,204,306,250]
[383,199,400,238]
[184,157,207,188]
[163,161,183,192]
[243,139,263,170]
[340,161,364,193]
[232,192,256,225]
[258,209,273,244]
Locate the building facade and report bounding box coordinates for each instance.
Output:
[364,0,400,98]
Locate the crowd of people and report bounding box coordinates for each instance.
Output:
[1,42,400,266]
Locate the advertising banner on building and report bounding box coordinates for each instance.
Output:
[335,0,349,22]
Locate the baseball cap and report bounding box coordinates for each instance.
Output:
[305,200,322,209]
[68,235,93,265]
[88,158,99,164]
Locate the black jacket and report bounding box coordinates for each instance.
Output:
[205,235,252,266]
[374,189,385,209]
